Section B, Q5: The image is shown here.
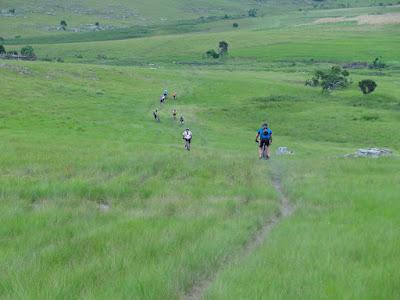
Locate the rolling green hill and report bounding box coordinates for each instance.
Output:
[1,0,397,39]
[0,0,399,299]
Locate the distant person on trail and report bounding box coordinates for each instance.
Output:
[179,115,185,126]
[256,123,272,159]
[153,109,160,122]
[163,89,168,98]
[182,128,192,151]
[173,92,177,100]
[160,95,165,104]
[172,109,177,120]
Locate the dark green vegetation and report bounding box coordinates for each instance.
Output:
[0,0,399,298]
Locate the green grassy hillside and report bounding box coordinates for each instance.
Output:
[1,1,399,299]
[1,0,397,39]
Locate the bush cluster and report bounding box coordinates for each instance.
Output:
[305,65,350,92]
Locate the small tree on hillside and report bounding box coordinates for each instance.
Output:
[233,22,239,28]
[306,65,351,92]
[0,45,5,54]
[206,49,219,59]
[248,8,258,17]
[358,79,377,94]
[20,45,35,58]
[218,41,229,57]
[369,56,386,69]
[60,20,67,30]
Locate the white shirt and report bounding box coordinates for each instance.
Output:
[183,130,192,140]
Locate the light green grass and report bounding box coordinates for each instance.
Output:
[205,153,400,299]
[1,59,399,298]
[1,3,400,298]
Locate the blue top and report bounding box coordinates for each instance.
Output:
[258,127,272,139]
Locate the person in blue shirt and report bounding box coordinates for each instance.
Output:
[256,123,272,159]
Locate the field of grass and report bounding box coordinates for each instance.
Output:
[1,1,399,299]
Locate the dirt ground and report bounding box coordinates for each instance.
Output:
[313,12,400,25]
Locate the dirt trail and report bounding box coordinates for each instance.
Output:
[182,177,294,300]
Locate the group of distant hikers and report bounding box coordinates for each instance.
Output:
[152,89,192,151]
[153,89,272,158]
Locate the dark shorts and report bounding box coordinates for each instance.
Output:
[184,138,191,144]
[259,139,270,148]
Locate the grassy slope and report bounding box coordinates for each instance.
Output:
[1,58,399,298]
[4,6,399,68]
[0,0,397,39]
[1,3,400,299]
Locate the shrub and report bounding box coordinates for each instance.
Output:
[369,56,386,69]
[60,20,67,30]
[9,8,15,14]
[248,8,258,17]
[218,41,229,57]
[206,49,219,59]
[233,23,239,28]
[95,22,100,27]
[56,57,64,62]
[0,45,5,54]
[306,65,351,92]
[20,45,35,58]
[358,79,377,94]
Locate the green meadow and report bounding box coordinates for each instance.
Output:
[0,1,399,299]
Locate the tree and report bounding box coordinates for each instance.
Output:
[0,45,5,54]
[305,65,351,92]
[95,21,100,27]
[20,45,35,58]
[206,49,219,59]
[358,79,377,94]
[60,20,67,30]
[369,56,386,69]
[233,22,239,28]
[9,8,15,14]
[248,8,258,17]
[218,41,229,57]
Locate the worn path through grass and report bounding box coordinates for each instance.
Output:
[183,170,295,300]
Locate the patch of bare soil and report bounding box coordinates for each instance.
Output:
[313,12,400,25]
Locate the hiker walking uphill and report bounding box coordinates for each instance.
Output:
[256,123,272,159]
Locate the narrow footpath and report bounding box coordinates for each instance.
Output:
[182,176,295,300]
